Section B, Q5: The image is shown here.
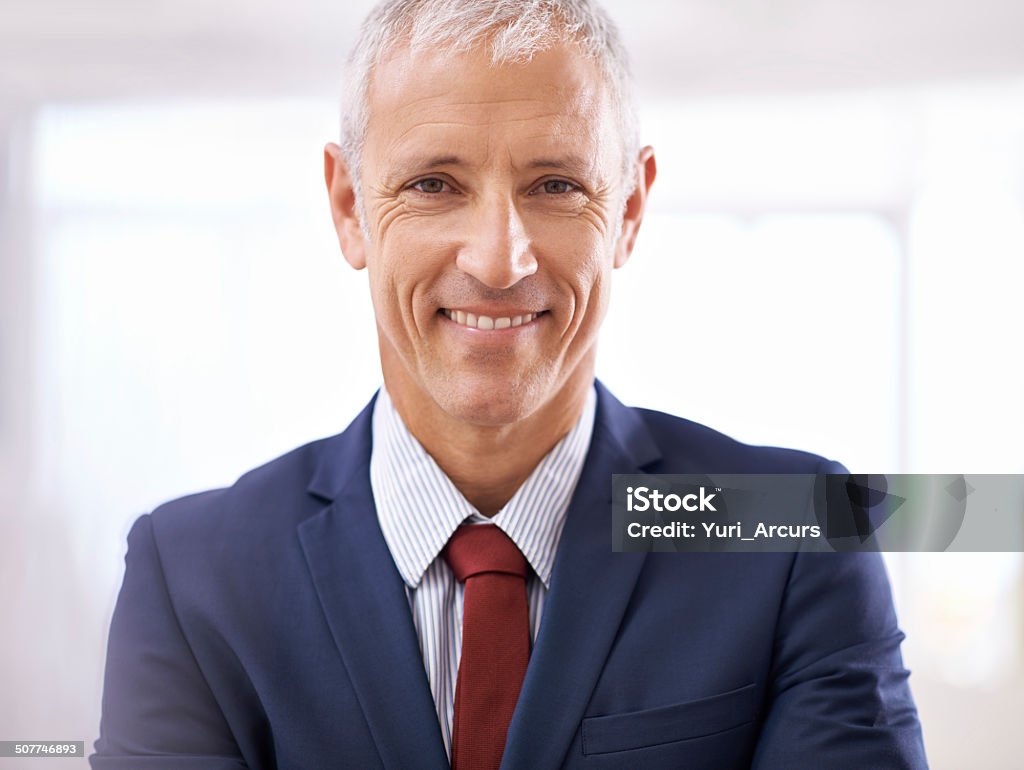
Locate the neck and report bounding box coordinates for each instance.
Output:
[384,362,594,517]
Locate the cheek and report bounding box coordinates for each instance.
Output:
[576,263,612,332]
[546,229,614,307]
[534,232,614,354]
[368,222,451,323]
[540,217,610,270]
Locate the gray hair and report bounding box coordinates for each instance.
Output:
[339,0,640,206]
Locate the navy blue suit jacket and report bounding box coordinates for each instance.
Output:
[92,382,927,768]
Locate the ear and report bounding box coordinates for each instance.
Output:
[613,146,657,269]
[324,142,368,270]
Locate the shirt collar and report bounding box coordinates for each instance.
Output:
[370,384,597,590]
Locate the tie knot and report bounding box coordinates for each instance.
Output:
[442,524,529,583]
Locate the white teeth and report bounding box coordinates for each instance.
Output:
[444,310,540,330]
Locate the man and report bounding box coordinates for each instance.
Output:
[92,0,927,767]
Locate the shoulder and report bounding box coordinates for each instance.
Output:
[136,421,368,590]
[149,436,328,538]
[120,430,362,618]
[633,405,846,474]
[144,395,376,546]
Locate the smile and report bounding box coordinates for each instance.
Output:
[441,309,545,330]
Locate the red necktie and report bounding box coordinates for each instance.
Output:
[442,524,530,770]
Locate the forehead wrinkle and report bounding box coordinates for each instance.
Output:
[384,101,570,134]
[381,103,597,152]
[379,108,593,164]
[387,98,549,117]
[409,97,550,109]
[388,119,490,146]
[371,66,596,120]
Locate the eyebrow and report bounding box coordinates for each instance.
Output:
[526,155,593,174]
[381,155,466,187]
[413,155,463,168]
[384,153,597,185]
[389,155,465,175]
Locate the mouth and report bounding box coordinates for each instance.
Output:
[440,308,548,331]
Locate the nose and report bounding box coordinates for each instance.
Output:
[455,195,538,289]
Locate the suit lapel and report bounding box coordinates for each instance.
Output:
[298,398,449,770]
[501,383,661,770]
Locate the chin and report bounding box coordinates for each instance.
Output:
[431,369,546,427]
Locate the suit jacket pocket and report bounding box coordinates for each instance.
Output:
[580,683,760,756]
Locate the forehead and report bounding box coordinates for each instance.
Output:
[362,41,619,172]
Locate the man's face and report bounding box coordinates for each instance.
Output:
[329,41,650,427]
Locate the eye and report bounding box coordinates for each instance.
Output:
[533,178,579,195]
[410,177,451,194]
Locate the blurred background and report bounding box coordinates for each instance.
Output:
[1,0,1022,767]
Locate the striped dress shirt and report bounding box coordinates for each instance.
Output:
[369,384,597,759]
